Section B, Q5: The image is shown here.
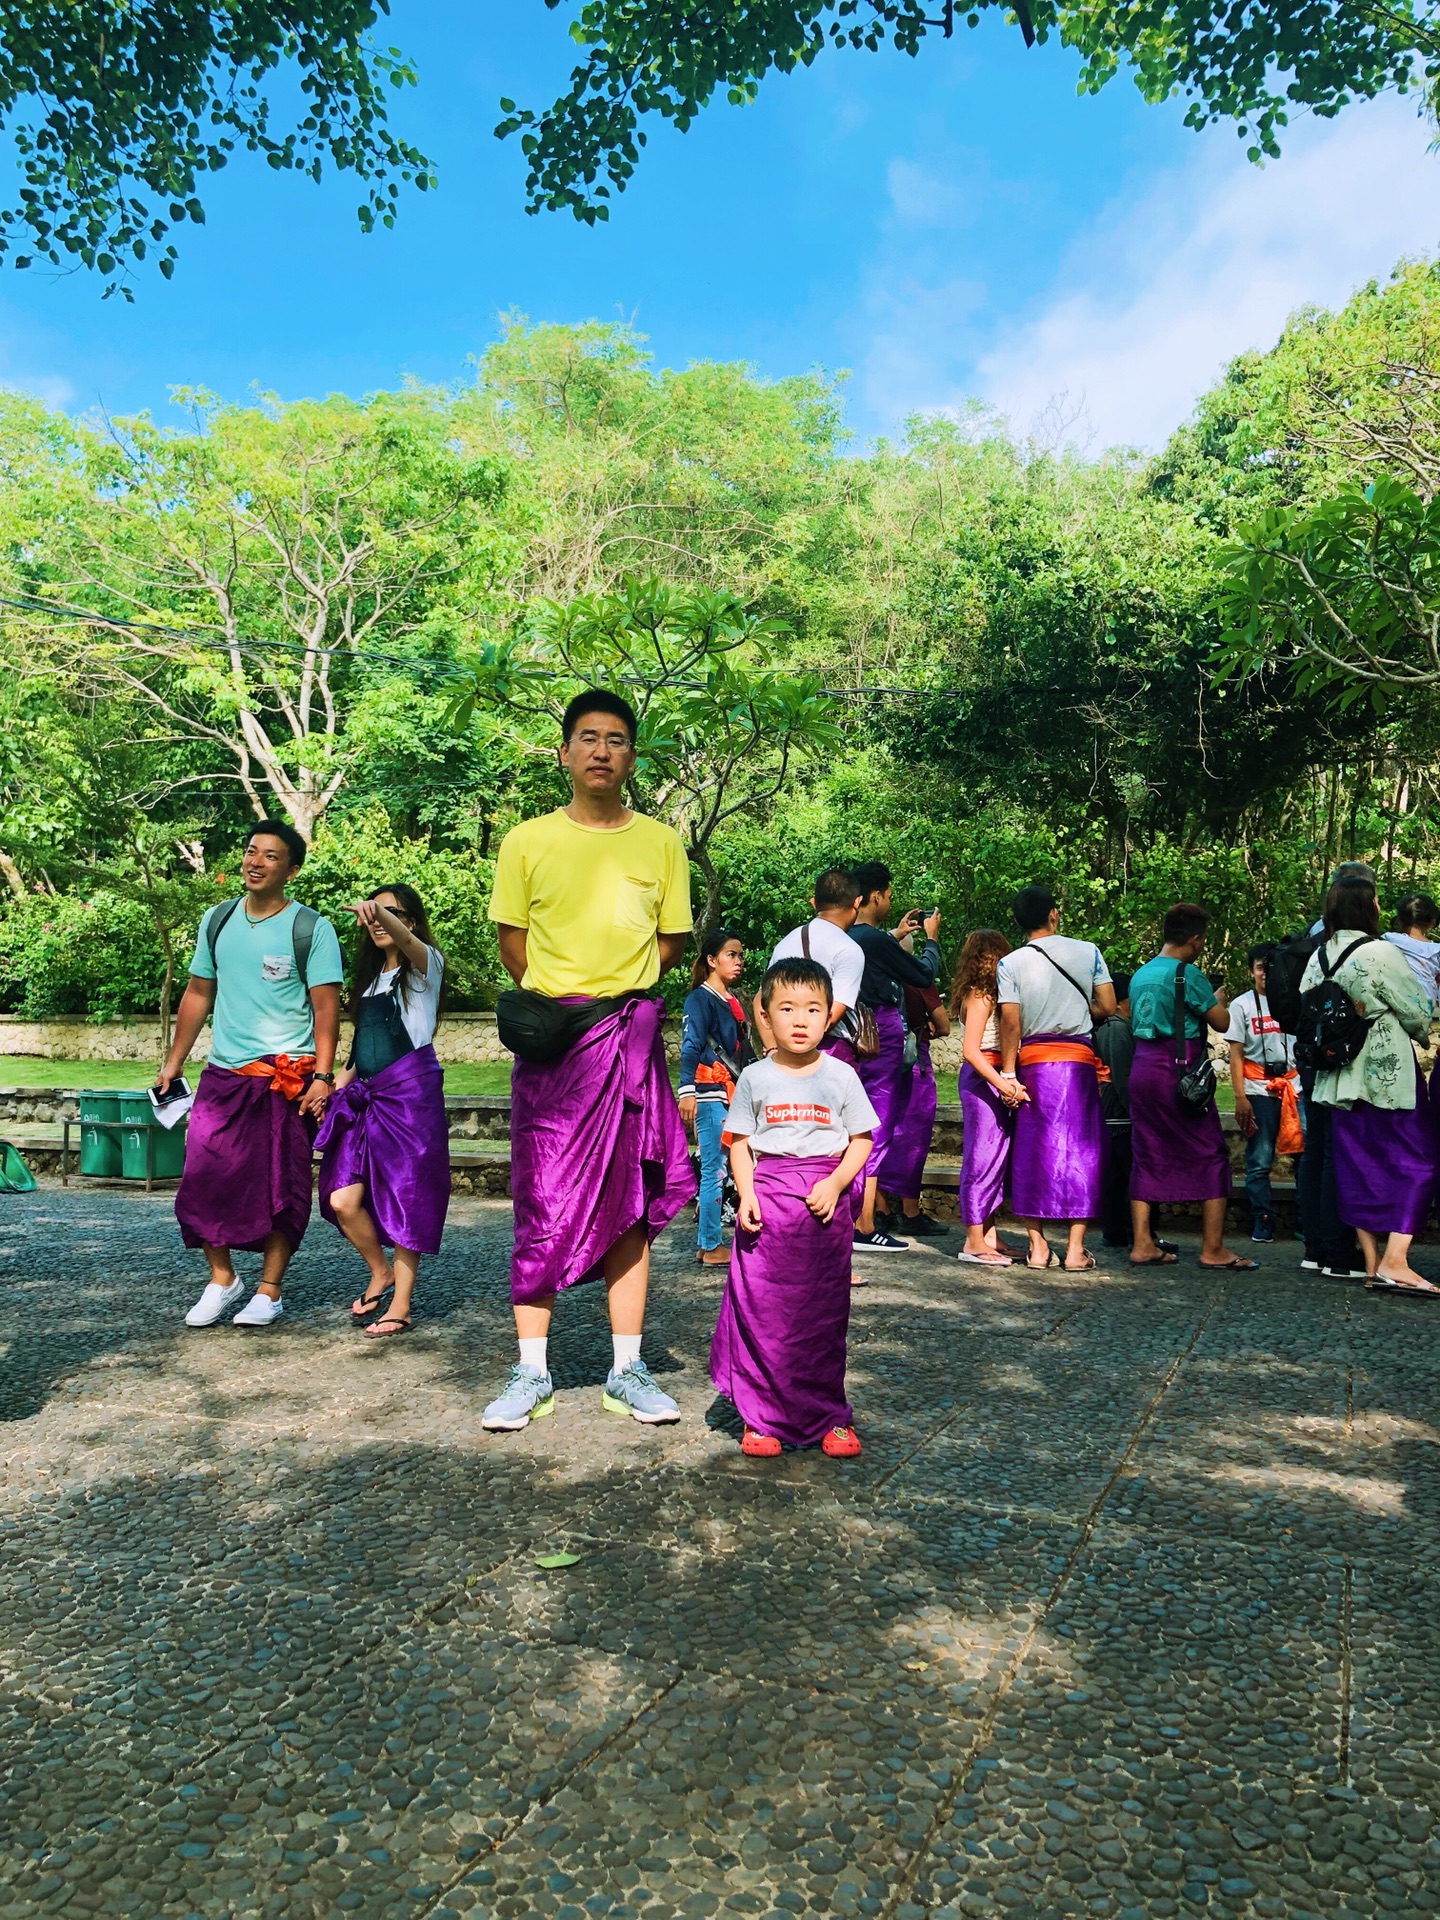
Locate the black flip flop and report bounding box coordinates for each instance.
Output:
[364,1314,413,1337]
[1129,1252,1178,1267]
[1200,1256,1260,1272]
[350,1283,394,1321]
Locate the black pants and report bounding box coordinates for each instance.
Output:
[1297,1077,1358,1269]
[1101,1124,1133,1245]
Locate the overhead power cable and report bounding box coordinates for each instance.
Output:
[0,591,963,701]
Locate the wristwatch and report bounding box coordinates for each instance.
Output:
[313,1070,336,1085]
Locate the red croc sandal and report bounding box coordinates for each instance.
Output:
[821,1425,862,1458]
[741,1428,782,1457]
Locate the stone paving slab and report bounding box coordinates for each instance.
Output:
[4,1189,1440,1919]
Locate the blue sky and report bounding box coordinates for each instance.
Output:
[2,0,1437,450]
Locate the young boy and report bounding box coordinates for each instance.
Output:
[708,958,878,1458]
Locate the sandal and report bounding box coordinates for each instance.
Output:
[350,1282,394,1321]
[1063,1253,1096,1272]
[1026,1250,1057,1270]
[1129,1252,1178,1267]
[1199,1256,1260,1272]
[1368,1276,1440,1297]
[364,1314,413,1337]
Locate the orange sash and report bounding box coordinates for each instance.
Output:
[981,1049,1003,1067]
[233,1053,315,1101]
[1018,1039,1110,1084]
[695,1059,735,1102]
[1242,1059,1304,1154]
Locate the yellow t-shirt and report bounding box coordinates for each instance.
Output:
[488,808,693,997]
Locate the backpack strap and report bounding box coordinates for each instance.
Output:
[291,904,318,986]
[1173,962,1189,1069]
[1319,934,1374,981]
[204,897,244,968]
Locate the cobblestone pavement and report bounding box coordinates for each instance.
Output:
[2,1188,1439,1920]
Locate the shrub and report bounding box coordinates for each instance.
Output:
[0,891,167,1018]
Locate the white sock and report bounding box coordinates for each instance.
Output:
[612,1333,642,1374]
[518,1336,548,1376]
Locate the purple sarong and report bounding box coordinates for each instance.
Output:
[315,1044,450,1256]
[959,1060,1014,1226]
[1334,1055,1436,1235]
[175,1061,316,1253]
[509,995,694,1305]
[709,1152,855,1446]
[821,1028,859,1068]
[1011,1032,1106,1221]
[856,1004,908,1179]
[1129,1035,1229,1204]
[879,1037,936,1198]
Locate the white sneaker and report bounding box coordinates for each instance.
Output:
[232,1292,285,1327]
[185,1279,245,1327]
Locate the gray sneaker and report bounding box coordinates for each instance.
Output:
[602,1360,680,1425]
[481,1364,556,1432]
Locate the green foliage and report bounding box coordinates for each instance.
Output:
[0,891,172,1017]
[0,2,433,295]
[498,0,1439,222]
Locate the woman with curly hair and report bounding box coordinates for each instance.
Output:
[952,928,1023,1266]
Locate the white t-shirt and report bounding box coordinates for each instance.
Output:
[364,945,443,1049]
[1385,931,1440,1006]
[1225,989,1295,1091]
[769,918,865,1013]
[724,1054,880,1159]
[995,936,1111,1039]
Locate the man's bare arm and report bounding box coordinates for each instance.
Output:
[157,977,215,1091]
[999,1002,1022,1077]
[1091,982,1117,1019]
[657,931,688,974]
[497,925,528,987]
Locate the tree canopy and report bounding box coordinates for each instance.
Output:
[0,1,1436,286]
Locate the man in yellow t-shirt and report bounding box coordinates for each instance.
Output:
[483,689,696,1433]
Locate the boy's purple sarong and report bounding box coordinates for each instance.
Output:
[315,1044,450,1256]
[1334,1055,1436,1236]
[856,1004,908,1179]
[1129,1035,1229,1204]
[1011,1032,1106,1221]
[959,1061,1014,1225]
[509,995,694,1305]
[879,1037,936,1198]
[709,1152,855,1447]
[175,1062,316,1253]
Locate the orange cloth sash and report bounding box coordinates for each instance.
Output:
[233,1053,315,1101]
[1018,1039,1110,1084]
[981,1049,1003,1067]
[1242,1059,1304,1154]
[695,1059,735,1102]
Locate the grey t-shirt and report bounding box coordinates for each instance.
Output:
[724,1055,880,1159]
[995,935,1111,1039]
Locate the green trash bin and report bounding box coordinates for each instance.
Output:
[118,1091,187,1180]
[78,1090,123,1176]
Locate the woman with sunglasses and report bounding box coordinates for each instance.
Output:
[315,884,449,1334]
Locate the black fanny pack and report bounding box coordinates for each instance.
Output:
[496,987,649,1063]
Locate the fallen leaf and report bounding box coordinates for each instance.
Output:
[905,1660,929,1671]
[534,1552,582,1569]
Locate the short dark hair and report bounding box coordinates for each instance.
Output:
[1012,885,1056,933]
[1394,892,1439,933]
[850,861,892,905]
[245,819,306,869]
[813,867,860,911]
[561,688,638,746]
[1162,901,1209,946]
[1325,878,1380,940]
[760,957,833,1010]
[1247,942,1273,970]
[1110,971,1132,1003]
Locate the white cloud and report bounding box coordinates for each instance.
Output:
[980,95,1440,448]
[863,93,1440,451]
[886,156,974,229]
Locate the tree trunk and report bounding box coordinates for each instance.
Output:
[157,926,175,1063]
[0,848,25,900]
[688,842,722,946]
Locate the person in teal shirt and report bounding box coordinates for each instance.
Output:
[158,820,345,1331]
[1128,949,1217,1041]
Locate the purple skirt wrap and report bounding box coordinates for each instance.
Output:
[820,1028,859,1069]
[709,1153,855,1446]
[1010,1033,1106,1221]
[315,1045,450,1256]
[856,1005,908,1179]
[508,995,694,1305]
[1333,1055,1436,1236]
[879,1037,937,1198]
[1129,1035,1230,1204]
[959,1061,1014,1226]
[175,1061,316,1253]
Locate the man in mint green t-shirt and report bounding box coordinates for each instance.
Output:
[158,821,344,1330]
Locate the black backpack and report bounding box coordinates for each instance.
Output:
[1264,929,1323,1035]
[1293,936,1376,1073]
[205,898,320,981]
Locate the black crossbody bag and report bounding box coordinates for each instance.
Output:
[1173,962,1218,1115]
[495,986,650,1063]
